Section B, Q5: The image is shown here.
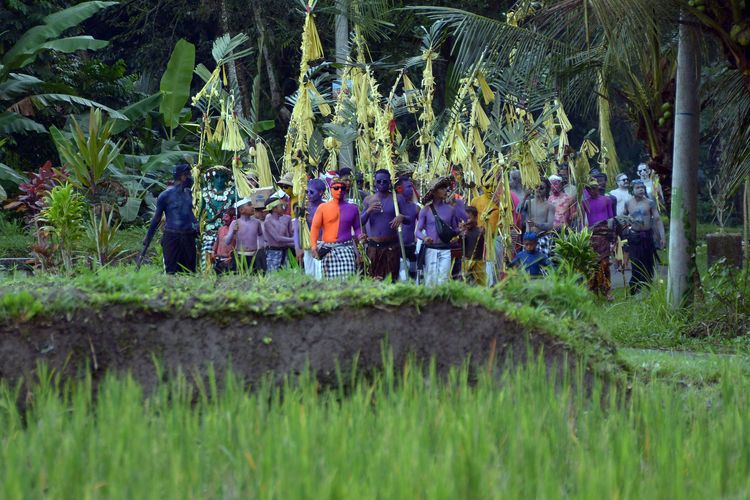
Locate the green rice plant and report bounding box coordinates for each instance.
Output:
[553,227,598,280]
[2,361,750,498]
[37,183,87,271]
[0,290,42,320]
[85,207,129,268]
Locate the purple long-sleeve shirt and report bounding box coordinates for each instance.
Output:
[225,216,262,252]
[416,200,460,245]
[263,213,295,247]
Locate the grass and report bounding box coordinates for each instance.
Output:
[0,213,34,258]
[2,360,750,498]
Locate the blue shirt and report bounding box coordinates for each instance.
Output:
[511,249,550,276]
[145,185,198,242]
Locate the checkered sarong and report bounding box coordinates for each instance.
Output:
[322,241,357,279]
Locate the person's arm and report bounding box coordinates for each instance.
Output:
[276,218,295,246]
[224,220,237,246]
[352,206,363,239]
[144,192,167,246]
[395,195,411,225]
[310,206,323,251]
[537,204,555,231]
[360,196,373,226]
[415,207,427,241]
[651,200,666,247]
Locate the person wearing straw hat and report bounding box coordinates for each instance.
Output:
[277,171,296,216]
[310,177,365,279]
[224,197,263,273]
[263,194,295,272]
[416,177,460,286]
[141,164,198,273]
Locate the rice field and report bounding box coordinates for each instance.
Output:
[2,359,749,499]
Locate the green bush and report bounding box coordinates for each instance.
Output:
[0,213,33,258]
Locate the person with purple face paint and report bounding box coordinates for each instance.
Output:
[361,169,410,281]
[416,177,461,286]
[301,178,326,279]
[395,176,420,279]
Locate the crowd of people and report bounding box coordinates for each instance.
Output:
[143,161,666,298]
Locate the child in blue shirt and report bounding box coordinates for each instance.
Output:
[511,232,550,277]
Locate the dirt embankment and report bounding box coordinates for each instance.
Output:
[0,302,598,391]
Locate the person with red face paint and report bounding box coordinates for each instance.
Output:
[361,169,411,282]
[310,177,365,279]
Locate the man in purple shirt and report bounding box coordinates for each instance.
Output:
[416,177,460,286]
[395,176,420,279]
[361,169,410,282]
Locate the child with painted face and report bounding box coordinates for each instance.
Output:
[510,232,550,277]
[225,198,263,273]
[263,196,295,272]
[310,178,365,279]
[212,210,235,274]
[361,169,412,282]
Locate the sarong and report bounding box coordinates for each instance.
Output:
[321,241,357,279]
[266,247,290,272]
[626,230,655,293]
[588,223,611,296]
[366,239,400,282]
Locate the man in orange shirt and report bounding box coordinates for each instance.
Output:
[310,177,365,279]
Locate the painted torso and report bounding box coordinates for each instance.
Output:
[263,213,295,247]
[226,216,262,252]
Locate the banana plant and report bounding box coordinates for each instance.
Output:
[0,1,126,137]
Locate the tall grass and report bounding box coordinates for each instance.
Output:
[2,361,750,498]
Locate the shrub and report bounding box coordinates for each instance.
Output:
[37,183,87,271]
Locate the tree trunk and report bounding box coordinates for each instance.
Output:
[667,13,701,309]
[336,0,353,170]
[251,0,288,123]
[221,0,245,118]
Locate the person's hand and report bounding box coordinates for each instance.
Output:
[358,233,368,243]
[296,248,304,259]
[424,236,434,245]
[312,248,319,259]
[389,214,404,229]
[367,201,383,214]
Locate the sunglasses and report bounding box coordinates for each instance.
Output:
[375,179,390,184]
[637,168,648,173]
[331,185,346,191]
